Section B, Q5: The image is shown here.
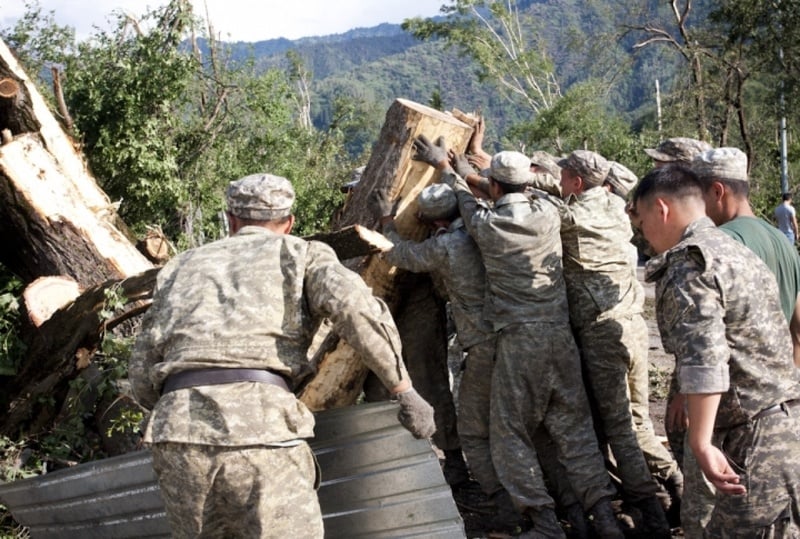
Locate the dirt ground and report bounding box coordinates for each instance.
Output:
[441,265,681,538]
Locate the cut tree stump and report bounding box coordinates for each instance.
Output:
[300,99,475,411]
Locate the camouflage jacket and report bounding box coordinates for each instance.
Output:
[442,170,569,330]
[546,187,644,326]
[381,218,493,349]
[131,226,407,445]
[646,217,800,429]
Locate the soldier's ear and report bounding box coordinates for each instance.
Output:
[655,197,670,222]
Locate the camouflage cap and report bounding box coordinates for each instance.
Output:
[605,161,638,197]
[529,150,562,179]
[484,151,534,185]
[417,183,457,221]
[226,173,295,220]
[557,150,611,187]
[644,137,713,164]
[691,147,749,182]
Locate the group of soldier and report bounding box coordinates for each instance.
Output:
[128,122,800,538]
[372,129,800,538]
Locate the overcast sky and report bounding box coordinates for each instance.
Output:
[1,0,444,42]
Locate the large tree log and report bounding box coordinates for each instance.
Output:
[300,99,474,411]
[0,38,153,285]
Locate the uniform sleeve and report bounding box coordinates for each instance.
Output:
[304,242,408,389]
[660,250,731,395]
[129,276,170,409]
[528,172,562,197]
[382,222,448,273]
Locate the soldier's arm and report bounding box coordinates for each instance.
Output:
[380,221,448,274]
[129,299,165,409]
[304,241,409,391]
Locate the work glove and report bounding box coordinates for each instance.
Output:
[412,135,449,168]
[368,184,398,220]
[395,387,436,439]
[451,152,475,179]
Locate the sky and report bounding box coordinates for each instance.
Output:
[1,0,444,42]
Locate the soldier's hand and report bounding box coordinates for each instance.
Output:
[693,444,746,495]
[412,135,449,169]
[368,184,398,220]
[666,394,688,432]
[395,387,436,439]
[451,152,475,179]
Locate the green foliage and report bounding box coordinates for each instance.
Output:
[0,269,26,377]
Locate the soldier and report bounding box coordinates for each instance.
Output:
[543,150,670,537]
[668,147,800,536]
[413,135,623,539]
[371,183,525,533]
[645,137,713,168]
[629,164,800,537]
[129,173,435,538]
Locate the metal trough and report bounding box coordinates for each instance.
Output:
[0,402,465,538]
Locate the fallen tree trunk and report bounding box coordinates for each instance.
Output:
[300,99,475,411]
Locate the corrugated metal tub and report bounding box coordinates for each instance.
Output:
[0,402,465,538]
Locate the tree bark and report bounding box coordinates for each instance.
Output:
[300,98,474,411]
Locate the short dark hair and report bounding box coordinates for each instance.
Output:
[631,165,704,208]
[490,177,528,194]
[695,174,750,198]
[783,192,793,201]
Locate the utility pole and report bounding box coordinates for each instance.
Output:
[655,79,663,135]
[778,1,790,193]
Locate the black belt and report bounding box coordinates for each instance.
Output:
[162,368,289,395]
[753,399,799,421]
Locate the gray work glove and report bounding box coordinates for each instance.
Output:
[395,388,436,439]
[451,152,475,179]
[412,135,449,168]
[368,184,398,220]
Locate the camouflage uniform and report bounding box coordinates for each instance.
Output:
[646,217,800,537]
[382,217,500,492]
[131,225,409,538]
[533,169,680,494]
[440,168,615,514]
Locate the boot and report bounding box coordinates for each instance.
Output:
[633,495,671,538]
[442,448,470,488]
[517,507,565,539]
[587,498,624,539]
[563,503,590,539]
[488,489,529,534]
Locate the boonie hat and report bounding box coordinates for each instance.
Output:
[226,173,295,220]
[605,162,638,197]
[529,150,561,179]
[691,147,749,182]
[481,151,533,185]
[418,184,458,221]
[557,150,611,187]
[644,137,712,164]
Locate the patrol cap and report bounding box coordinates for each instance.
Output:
[605,161,638,197]
[691,147,749,182]
[644,137,712,164]
[226,173,295,220]
[557,150,611,187]
[418,183,457,221]
[482,151,534,185]
[529,150,562,179]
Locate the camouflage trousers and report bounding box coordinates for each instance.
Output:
[490,322,614,512]
[703,407,800,537]
[152,442,323,539]
[682,434,715,538]
[457,336,501,495]
[576,314,660,500]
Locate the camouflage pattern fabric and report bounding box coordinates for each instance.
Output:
[382,217,497,475]
[490,322,615,512]
[152,442,322,538]
[457,337,500,494]
[441,170,570,329]
[551,186,667,500]
[681,435,715,538]
[382,218,494,349]
[131,226,408,445]
[646,216,800,534]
